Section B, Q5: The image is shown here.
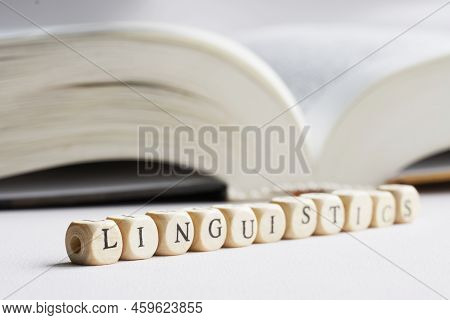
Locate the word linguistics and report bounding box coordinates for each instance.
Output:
[65,184,419,266]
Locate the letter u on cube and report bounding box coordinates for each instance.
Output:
[214,204,257,248]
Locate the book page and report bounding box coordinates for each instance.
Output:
[238,24,450,161]
[0,25,303,201]
[238,24,387,110]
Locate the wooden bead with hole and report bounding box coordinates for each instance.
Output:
[107,215,158,260]
[214,204,257,248]
[301,193,345,235]
[146,210,194,256]
[271,196,317,239]
[65,219,123,266]
[185,207,227,252]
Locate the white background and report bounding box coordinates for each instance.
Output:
[0,192,449,299]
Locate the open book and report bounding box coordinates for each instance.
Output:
[1,23,450,205]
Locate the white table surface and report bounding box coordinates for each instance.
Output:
[1,191,449,300]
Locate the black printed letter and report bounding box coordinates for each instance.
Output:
[175,222,191,243]
[356,207,361,225]
[270,215,275,234]
[242,220,255,239]
[330,206,340,224]
[382,205,392,222]
[302,206,311,224]
[137,227,144,247]
[102,228,118,250]
[404,199,412,216]
[209,219,222,238]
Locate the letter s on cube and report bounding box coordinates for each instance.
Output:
[378,184,420,223]
[271,196,317,239]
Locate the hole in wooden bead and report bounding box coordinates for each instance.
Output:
[70,235,82,254]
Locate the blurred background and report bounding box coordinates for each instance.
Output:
[1,0,449,35]
[1,0,449,208]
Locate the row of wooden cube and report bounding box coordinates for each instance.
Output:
[65,184,420,266]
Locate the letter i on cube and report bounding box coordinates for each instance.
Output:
[107,215,158,260]
[248,203,286,243]
[332,190,372,232]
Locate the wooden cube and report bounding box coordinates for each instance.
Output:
[301,193,345,235]
[185,207,227,252]
[107,215,158,260]
[248,203,286,243]
[332,190,373,232]
[65,219,123,266]
[367,190,396,227]
[271,196,317,239]
[146,211,194,256]
[378,184,420,223]
[214,204,257,248]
